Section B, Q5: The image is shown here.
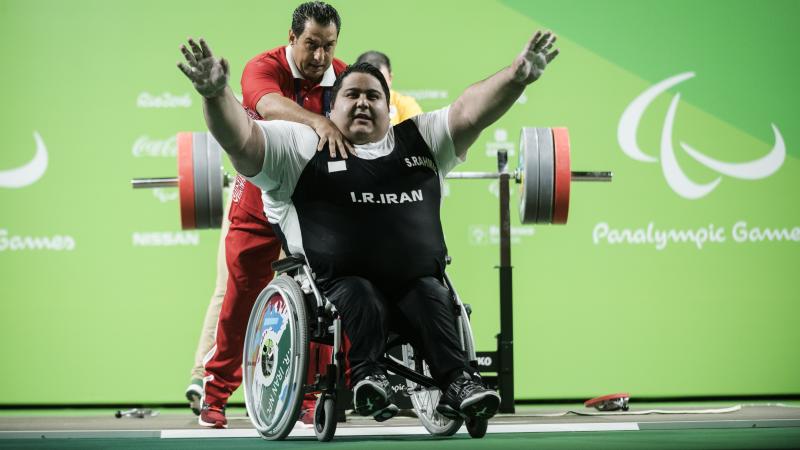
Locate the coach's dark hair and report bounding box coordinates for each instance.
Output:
[330,63,391,109]
[291,1,341,37]
[355,51,391,73]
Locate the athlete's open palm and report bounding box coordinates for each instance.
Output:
[512,30,559,85]
[177,38,229,98]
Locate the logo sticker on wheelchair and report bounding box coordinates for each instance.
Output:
[253,293,293,419]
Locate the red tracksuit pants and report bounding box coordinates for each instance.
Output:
[203,183,332,408]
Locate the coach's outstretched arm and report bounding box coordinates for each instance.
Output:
[448,30,559,157]
[177,38,265,177]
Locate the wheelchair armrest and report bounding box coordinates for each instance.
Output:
[271,254,307,274]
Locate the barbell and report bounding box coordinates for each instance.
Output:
[131,127,611,229]
[133,132,230,229]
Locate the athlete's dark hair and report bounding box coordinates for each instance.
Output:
[354,51,391,73]
[331,62,391,110]
[291,1,341,37]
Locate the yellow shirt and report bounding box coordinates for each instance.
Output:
[389,90,423,125]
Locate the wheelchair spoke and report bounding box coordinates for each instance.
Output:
[400,315,468,436]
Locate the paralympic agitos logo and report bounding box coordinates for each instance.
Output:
[0,132,48,188]
[618,72,785,200]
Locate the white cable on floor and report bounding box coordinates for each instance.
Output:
[742,403,800,409]
[522,405,742,417]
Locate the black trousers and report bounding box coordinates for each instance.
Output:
[319,275,469,390]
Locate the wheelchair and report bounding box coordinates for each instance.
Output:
[242,254,491,442]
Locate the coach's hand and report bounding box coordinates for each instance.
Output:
[313,116,355,160]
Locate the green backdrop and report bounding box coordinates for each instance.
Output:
[1,0,797,405]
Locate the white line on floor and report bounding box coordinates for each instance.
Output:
[160,422,639,439]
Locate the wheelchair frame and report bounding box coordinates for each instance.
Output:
[242,254,489,441]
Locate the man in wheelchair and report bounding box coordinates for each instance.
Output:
[178,30,559,422]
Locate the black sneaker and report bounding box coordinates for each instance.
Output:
[352,373,398,421]
[436,372,500,419]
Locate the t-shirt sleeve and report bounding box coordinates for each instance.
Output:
[246,120,319,193]
[410,106,464,175]
[241,56,287,111]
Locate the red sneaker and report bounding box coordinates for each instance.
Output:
[198,404,227,429]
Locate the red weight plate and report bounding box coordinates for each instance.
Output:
[177,132,196,229]
[551,127,571,224]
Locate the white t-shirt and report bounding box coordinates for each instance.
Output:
[246,106,463,229]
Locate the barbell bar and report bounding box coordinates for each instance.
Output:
[132,127,611,229]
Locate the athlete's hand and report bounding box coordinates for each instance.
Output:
[313,116,354,160]
[177,37,229,98]
[512,30,559,85]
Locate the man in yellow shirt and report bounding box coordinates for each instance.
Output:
[355,51,422,125]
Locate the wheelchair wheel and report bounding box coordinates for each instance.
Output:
[401,344,463,436]
[466,417,488,438]
[313,395,336,442]
[401,286,477,436]
[243,274,309,440]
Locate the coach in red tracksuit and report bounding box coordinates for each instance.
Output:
[200,1,349,429]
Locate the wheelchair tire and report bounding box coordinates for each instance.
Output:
[466,417,488,438]
[314,395,337,442]
[243,274,309,440]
